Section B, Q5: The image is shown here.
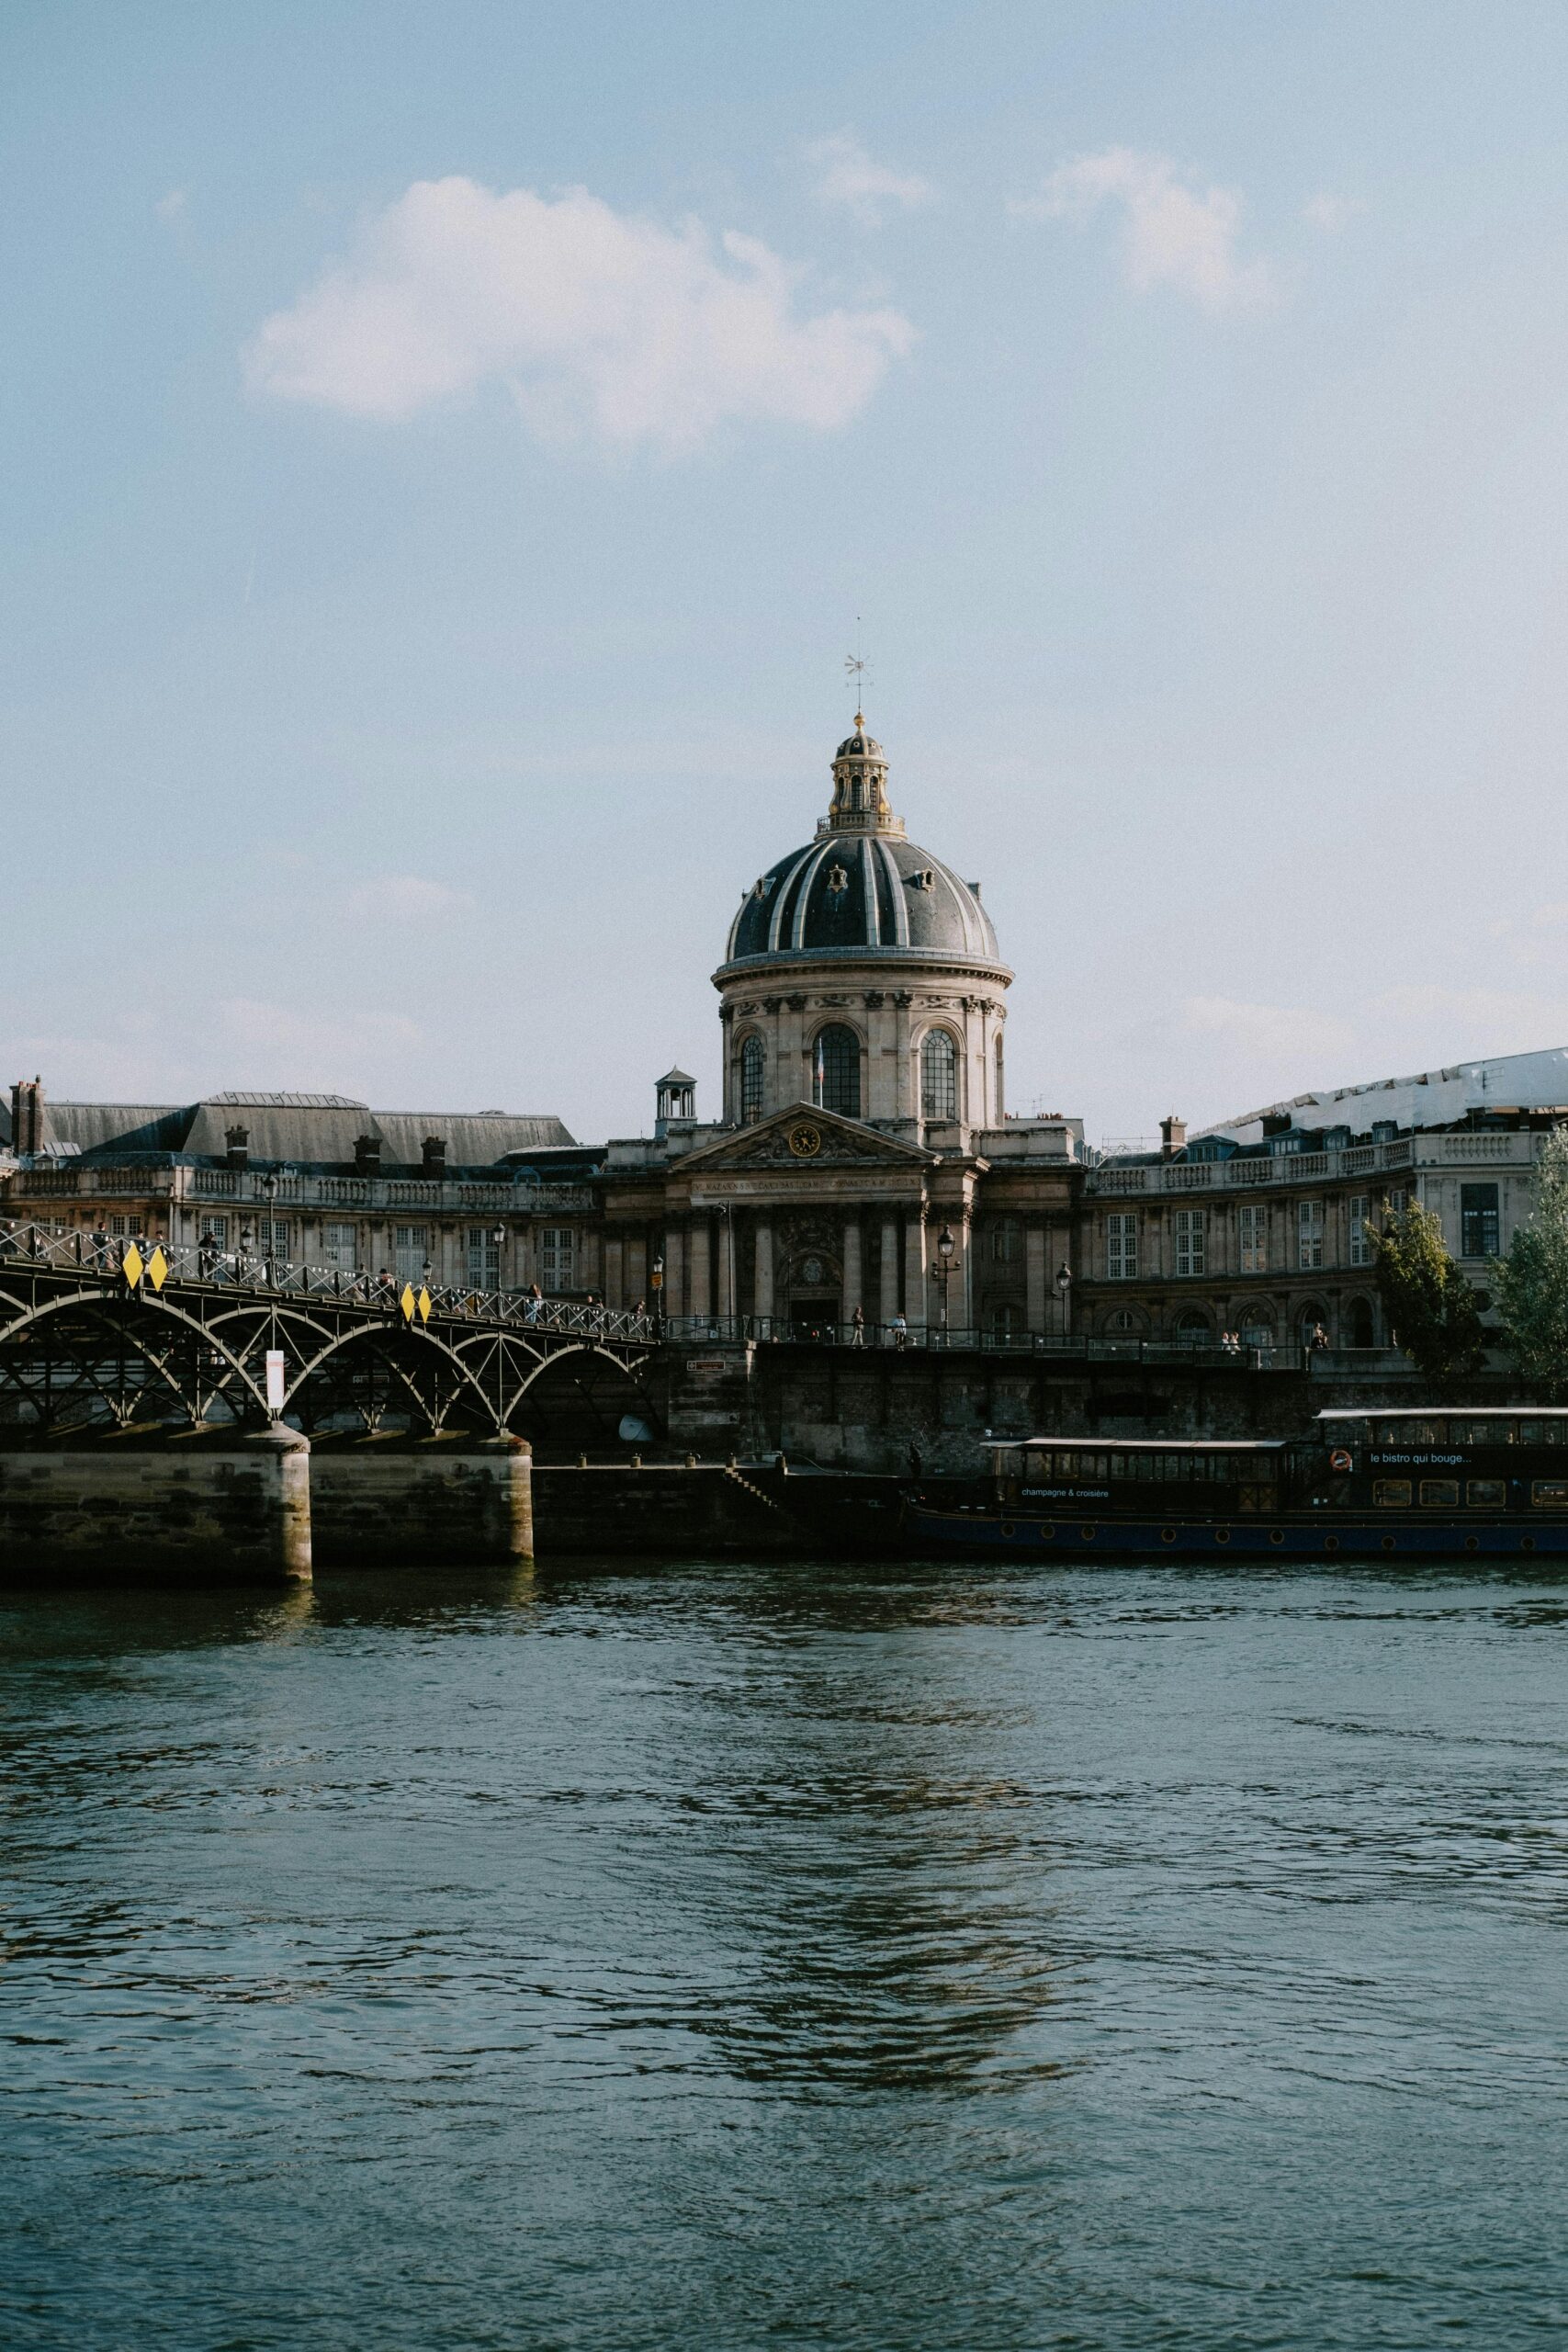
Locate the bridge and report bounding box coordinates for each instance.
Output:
[0,1222,660,1443]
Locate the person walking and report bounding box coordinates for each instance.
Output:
[850,1303,865,1347]
[891,1310,908,1351]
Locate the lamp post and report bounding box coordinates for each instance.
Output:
[1055,1260,1073,1340]
[260,1171,277,1284]
[239,1223,254,1283]
[932,1223,955,1342]
[650,1253,664,1334]
[491,1221,506,1299]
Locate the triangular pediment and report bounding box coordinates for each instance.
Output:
[679,1102,931,1172]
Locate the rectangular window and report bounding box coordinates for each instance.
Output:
[1531,1479,1568,1508]
[1237,1203,1267,1274]
[110,1215,128,1238]
[1298,1199,1324,1270]
[538,1226,575,1292]
[1373,1478,1413,1508]
[1461,1182,1499,1259]
[393,1224,429,1283]
[1467,1479,1506,1508]
[254,1218,290,1260]
[1348,1193,1371,1268]
[1173,1207,1205,1277]
[198,1215,228,1244]
[322,1221,357,1274]
[1105,1212,1138,1280]
[990,1218,1020,1264]
[467,1226,501,1290]
[1420,1479,1460,1508]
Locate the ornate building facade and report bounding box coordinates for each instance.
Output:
[2,714,1561,1356]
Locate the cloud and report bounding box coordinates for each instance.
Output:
[246,175,915,451]
[1302,192,1363,232]
[1015,147,1274,312]
[806,133,933,223]
[345,874,472,922]
[1182,995,1357,1061]
[218,999,426,1091]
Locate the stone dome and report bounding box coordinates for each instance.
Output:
[717,719,1006,976]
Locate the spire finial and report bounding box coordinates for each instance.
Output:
[843,617,870,721]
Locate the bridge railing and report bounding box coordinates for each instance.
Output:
[0,1221,655,1343]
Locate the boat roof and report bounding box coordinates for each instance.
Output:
[1314,1407,1568,1421]
[985,1437,1286,1453]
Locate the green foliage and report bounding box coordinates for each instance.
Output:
[1367,1196,1488,1391]
[1493,1125,1568,1399]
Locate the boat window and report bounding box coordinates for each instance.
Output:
[1467,1479,1506,1508]
[1374,1422,1408,1445]
[1420,1479,1460,1508]
[1531,1479,1568,1508]
[1373,1479,1412,1508]
[1520,1420,1568,1447]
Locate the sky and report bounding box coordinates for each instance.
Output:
[6,1,1568,1148]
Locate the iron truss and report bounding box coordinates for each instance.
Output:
[0,1224,660,1440]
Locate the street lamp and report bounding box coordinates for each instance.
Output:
[260,1171,277,1284]
[491,1221,506,1297]
[932,1223,955,1342]
[650,1253,665,1332]
[1055,1260,1073,1340]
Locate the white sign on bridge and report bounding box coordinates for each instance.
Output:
[265,1350,287,1413]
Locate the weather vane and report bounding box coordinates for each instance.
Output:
[843,619,871,721]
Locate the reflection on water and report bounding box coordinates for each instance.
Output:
[3,1560,1567,2351]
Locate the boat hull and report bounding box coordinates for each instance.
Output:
[902,1504,1568,1561]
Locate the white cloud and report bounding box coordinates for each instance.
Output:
[1015,147,1274,312]
[1302,192,1363,232]
[345,874,472,922]
[246,175,915,451]
[1182,995,1356,1061]
[218,999,426,1091]
[806,133,933,223]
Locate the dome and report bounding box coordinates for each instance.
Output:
[720,831,1003,971]
[834,727,883,759]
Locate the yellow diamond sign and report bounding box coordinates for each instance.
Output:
[122,1241,144,1290]
[147,1246,168,1292]
[400,1282,416,1322]
[417,1285,432,1324]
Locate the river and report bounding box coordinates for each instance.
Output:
[3,1560,1566,2350]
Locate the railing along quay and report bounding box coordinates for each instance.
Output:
[658,1313,1382,1370]
[0,1221,654,1342]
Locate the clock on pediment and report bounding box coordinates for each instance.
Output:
[787,1122,822,1159]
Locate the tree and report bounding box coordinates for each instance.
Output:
[1493,1124,1568,1399]
[1367,1196,1488,1391]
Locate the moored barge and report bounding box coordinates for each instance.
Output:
[904,1408,1568,1560]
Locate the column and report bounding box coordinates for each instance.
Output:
[690,1219,711,1319]
[841,1216,863,1322]
[753,1218,773,1324]
[626,1237,648,1306]
[664,1224,685,1321]
[880,1215,900,1327]
[904,1206,928,1330]
[1026,1223,1047,1334]
[604,1235,625,1307]
[953,1216,973,1335]
[716,1212,734,1318]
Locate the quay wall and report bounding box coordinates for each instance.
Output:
[653,1339,1515,1476]
[0,1429,310,1581]
[309,1436,534,1568]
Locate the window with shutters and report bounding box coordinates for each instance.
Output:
[1238,1203,1267,1273]
[1105,1212,1138,1279]
[198,1215,229,1245]
[467,1227,500,1290]
[322,1221,356,1273]
[1174,1208,1206,1277]
[1348,1193,1371,1268]
[393,1224,428,1283]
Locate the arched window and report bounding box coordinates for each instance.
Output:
[739,1035,765,1125]
[811,1024,861,1119]
[920,1029,957,1120]
[1174,1309,1210,1349]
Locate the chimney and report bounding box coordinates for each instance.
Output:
[10,1076,44,1157]
[1160,1113,1187,1160]
[422,1135,447,1178]
[225,1125,250,1171]
[355,1134,382,1177]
